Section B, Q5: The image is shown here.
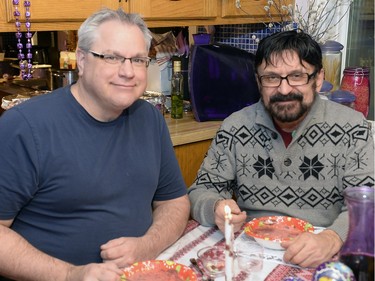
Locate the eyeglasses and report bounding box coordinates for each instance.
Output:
[258,71,318,87]
[88,51,151,67]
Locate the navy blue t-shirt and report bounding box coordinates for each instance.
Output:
[0,86,186,265]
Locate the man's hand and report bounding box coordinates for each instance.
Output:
[281,229,343,268]
[101,195,190,268]
[214,199,246,233]
[100,236,149,268]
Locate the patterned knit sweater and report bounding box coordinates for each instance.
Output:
[188,97,374,241]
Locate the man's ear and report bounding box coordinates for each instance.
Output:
[75,48,86,76]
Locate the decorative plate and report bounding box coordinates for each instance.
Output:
[121,260,197,281]
[244,216,314,250]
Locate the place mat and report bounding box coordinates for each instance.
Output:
[265,264,315,281]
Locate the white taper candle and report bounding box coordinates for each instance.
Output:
[224,205,234,281]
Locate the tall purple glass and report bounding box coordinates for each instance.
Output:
[339,186,374,281]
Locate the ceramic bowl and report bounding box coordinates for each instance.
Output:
[244,216,314,250]
[122,260,197,281]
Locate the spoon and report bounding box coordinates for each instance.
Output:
[190,258,213,281]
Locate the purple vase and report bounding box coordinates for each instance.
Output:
[339,186,374,281]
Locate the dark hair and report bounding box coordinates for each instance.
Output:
[254,30,322,73]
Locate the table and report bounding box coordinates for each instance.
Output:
[157,220,317,281]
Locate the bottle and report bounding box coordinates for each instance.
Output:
[171,60,184,119]
[340,67,370,118]
[339,186,374,281]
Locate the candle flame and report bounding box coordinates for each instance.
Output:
[224,205,231,215]
[224,205,232,220]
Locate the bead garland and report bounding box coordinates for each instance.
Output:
[13,0,33,80]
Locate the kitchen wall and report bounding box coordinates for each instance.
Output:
[198,23,280,54]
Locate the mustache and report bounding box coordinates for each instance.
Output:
[269,93,303,103]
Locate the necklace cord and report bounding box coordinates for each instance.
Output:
[13,0,32,80]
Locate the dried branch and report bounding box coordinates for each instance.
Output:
[294,0,353,43]
[262,0,353,44]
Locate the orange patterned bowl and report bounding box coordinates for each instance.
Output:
[121,260,197,281]
[244,216,314,250]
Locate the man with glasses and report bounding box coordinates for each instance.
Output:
[189,30,374,268]
[0,8,190,281]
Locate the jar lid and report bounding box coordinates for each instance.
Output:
[320,80,333,92]
[329,90,356,103]
[343,67,370,75]
[320,40,344,52]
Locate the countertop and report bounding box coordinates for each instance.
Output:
[165,112,222,146]
[0,80,39,96]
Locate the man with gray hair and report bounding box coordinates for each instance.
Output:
[0,8,189,281]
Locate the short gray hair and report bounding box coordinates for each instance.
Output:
[77,8,152,52]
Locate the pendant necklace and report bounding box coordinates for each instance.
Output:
[13,0,33,80]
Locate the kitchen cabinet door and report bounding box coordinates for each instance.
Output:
[4,0,119,23]
[129,0,217,20]
[174,140,212,187]
[222,0,294,18]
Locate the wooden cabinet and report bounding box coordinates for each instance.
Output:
[0,0,294,31]
[4,0,118,23]
[129,0,217,20]
[165,112,221,188]
[222,0,294,19]
[174,140,211,187]
[0,0,123,31]
[222,0,267,18]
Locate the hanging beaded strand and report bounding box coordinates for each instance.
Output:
[13,0,33,80]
